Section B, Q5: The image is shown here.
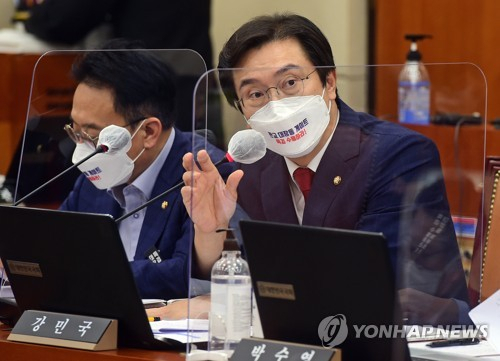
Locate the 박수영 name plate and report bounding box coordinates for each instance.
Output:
[232,338,341,361]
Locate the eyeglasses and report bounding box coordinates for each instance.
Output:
[64,117,147,148]
[235,69,317,111]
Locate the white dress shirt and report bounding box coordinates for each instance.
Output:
[109,128,175,261]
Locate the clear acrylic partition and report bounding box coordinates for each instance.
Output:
[188,63,487,358]
[14,48,209,207]
[14,49,207,353]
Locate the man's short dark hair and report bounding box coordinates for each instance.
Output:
[218,13,336,108]
[71,38,177,129]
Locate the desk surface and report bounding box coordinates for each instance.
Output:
[409,339,500,361]
[0,324,186,361]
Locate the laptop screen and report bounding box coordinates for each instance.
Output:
[239,219,410,361]
[0,205,179,349]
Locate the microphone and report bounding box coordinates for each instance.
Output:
[96,125,131,153]
[12,126,129,206]
[115,129,266,223]
[224,129,267,164]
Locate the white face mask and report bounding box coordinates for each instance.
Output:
[246,90,331,158]
[72,123,145,190]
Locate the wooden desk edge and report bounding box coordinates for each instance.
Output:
[0,324,186,361]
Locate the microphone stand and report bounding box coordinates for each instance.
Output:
[115,156,229,223]
[12,145,107,206]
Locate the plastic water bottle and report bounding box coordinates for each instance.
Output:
[398,34,432,125]
[209,233,252,353]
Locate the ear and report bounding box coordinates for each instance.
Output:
[141,117,163,149]
[325,70,337,101]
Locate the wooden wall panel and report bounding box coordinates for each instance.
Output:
[372,0,500,122]
[0,54,76,175]
[372,0,500,221]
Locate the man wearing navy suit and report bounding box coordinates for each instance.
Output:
[60,39,231,300]
[180,14,470,327]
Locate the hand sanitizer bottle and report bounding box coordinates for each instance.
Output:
[398,34,432,125]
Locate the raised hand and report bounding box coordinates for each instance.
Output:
[181,149,244,277]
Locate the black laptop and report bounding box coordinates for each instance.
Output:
[0,205,183,350]
[239,219,410,361]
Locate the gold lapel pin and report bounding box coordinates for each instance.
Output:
[333,176,342,186]
[161,201,169,209]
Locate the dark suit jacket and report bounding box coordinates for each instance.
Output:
[237,99,469,307]
[60,129,233,299]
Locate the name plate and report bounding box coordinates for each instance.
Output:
[231,338,341,361]
[8,310,117,351]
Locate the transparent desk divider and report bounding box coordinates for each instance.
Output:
[14,49,208,354]
[15,48,207,208]
[189,63,487,359]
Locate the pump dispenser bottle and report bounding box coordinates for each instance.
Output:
[398,34,432,125]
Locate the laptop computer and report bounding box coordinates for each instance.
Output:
[0,205,183,350]
[239,219,410,361]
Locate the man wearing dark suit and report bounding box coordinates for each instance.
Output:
[236,98,469,324]
[180,14,470,326]
[60,39,232,300]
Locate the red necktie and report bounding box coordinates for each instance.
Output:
[293,167,315,200]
